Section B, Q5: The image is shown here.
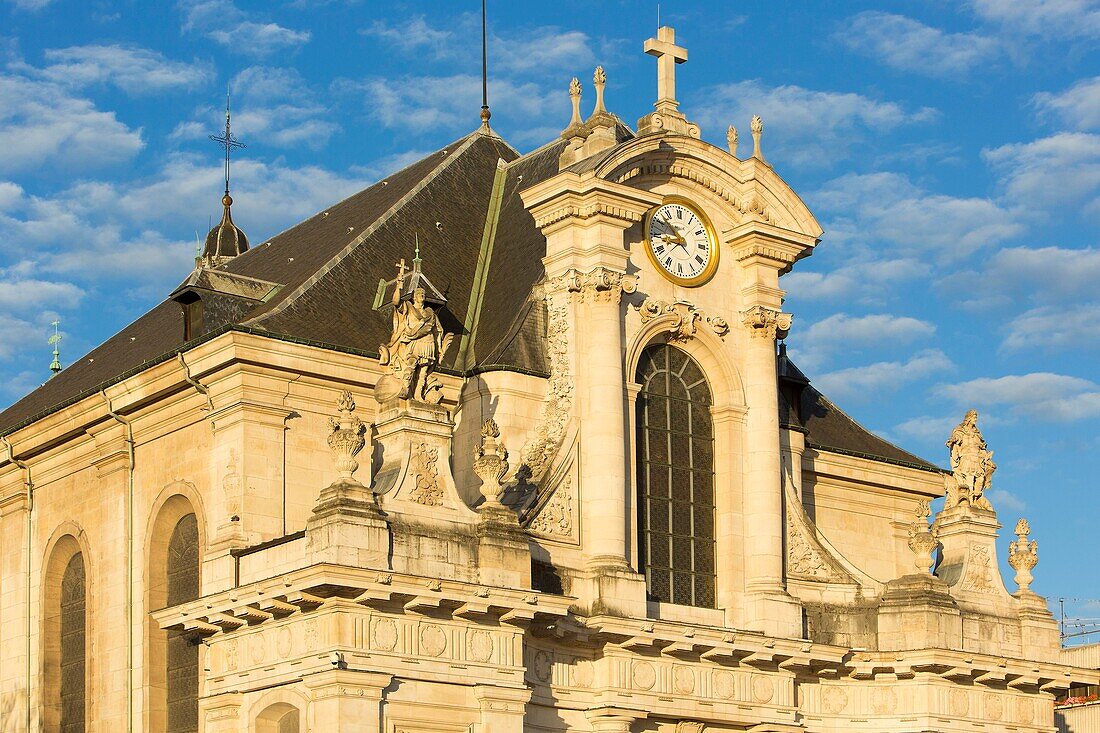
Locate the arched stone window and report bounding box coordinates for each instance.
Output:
[166,513,199,733]
[635,343,716,607]
[59,553,86,733]
[43,534,88,733]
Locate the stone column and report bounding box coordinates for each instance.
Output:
[586,705,645,732]
[521,175,661,613]
[474,685,531,733]
[728,223,816,637]
[304,670,391,733]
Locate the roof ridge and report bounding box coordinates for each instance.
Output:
[502,136,566,169]
[244,132,486,325]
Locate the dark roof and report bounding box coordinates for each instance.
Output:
[0,128,942,475]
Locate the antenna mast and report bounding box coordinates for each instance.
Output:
[479,0,491,130]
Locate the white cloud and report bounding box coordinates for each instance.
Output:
[173,66,338,149]
[983,132,1100,210]
[783,257,931,303]
[693,81,937,168]
[5,0,53,10]
[0,73,144,174]
[352,74,555,134]
[360,15,454,57]
[838,11,1000,76]
[895,415,965,443]
[939,246,1100,308]
[969,0,1100,40]
[811,172,1022,260]
[1034,76,1100,130]
[23,45,211,93]
[814,349,954,402]
[0,276,83,311]
[1002,304,1100,351]
[936,372,1100,421]
[182,0,311,56]
[792,312,936,373]
[986,488,1027,512]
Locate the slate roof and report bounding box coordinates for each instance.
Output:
[0,126,942,475]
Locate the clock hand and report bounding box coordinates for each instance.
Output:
[659,213,686,244]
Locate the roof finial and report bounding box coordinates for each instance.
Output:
[479,0,491,130]
[751,114,765,162]
[592,66,607,116]
[727,124,738,156]
[48,319,62,376]
[210,84,245,203]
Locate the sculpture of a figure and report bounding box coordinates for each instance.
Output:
[378,263,453,403]
[944,409,995,511]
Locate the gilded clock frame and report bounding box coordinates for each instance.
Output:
[642,196,720,288]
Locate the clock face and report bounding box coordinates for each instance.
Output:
[645,201,718,286]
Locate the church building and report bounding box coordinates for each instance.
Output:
[1,24,1097,733]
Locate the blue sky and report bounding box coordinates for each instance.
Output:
[1,0,1098,631]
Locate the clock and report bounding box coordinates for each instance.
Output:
[644,199,719,286]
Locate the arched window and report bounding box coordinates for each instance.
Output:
[166,514,199,733]
[636,344,715,607]
[60,553,86,733]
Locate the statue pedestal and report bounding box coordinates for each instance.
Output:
[476,505,531,589]
[306,478,390,569]
[934,504,1013,606]
[878,573,961,651]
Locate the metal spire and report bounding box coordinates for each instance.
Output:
[209,85,245,198]
[479,0,491,130]
[48,320,62,376]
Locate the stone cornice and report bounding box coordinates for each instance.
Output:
[151,563,574,638]
[520,172,663,234]
[725,221,819,268]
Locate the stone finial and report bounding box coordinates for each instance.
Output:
[944,409,996,512]
[328,390,366,479]
[568,77,583,128]
[473,418,509,509]
[1008,518,1038,592]
[750,115,765,161]
[592,66,607,115]
[907,499,939,574]
[726,125,738,156]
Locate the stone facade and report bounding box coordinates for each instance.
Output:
[2,23,1098,733]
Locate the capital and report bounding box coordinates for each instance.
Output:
[741,305,792,340]
[548,266,637,304]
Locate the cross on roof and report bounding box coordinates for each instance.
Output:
[209,88,245,197]
[644,26,688,107]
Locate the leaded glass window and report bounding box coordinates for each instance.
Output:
[636,344,715,607]
[60,552,85,733]
[166,514,199,733]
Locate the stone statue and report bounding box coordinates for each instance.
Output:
[377,260,453,403]
[944,409,996,511]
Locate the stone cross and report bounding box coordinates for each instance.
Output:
[644,26,688,108]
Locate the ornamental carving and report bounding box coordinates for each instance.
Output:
[907,500,940,574]
[467,630,493,662]
[960,545,996,594]
[528,477,575,538]
[676,723,704,733]
[532,650,553,682]
[473,418,509,509]
[571,659,594,688]
[786,510,845,581]
[372,618,398,651]
[741,305,792,339]
[632,660,656,690]
[521,299,573,483]
[871,687,897,714]
[984,692,1003,721]
[637,297,729,341]
[673,665,696,694]
[712,670,734,699]
[1008,518,1038,592]
[549,266,637,304]
[328,391,366,478]
[420,624,447,657]
[410,443,443,506]
[944,409,996,511]
[611,162,777,226]
[822,687,848,714]
[751,675,774,703]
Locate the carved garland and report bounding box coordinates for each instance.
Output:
[409,443,443,506]
[521,297,573,484]
[638,297,729,341]
[528,476,575,538]
[786,510,846,582]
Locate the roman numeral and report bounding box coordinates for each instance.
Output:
[676,208,682,219]
[654,243,665,255]
[676,263,683,275]
[695,254,705,265]
[664,256,672,268]
[696,229,705,236]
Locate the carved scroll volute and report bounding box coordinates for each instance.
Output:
[740,305,792,340]
[907,500,939,575]
[473,418,509,509]
[1008,518,1038,592]
[328,390,366,479]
